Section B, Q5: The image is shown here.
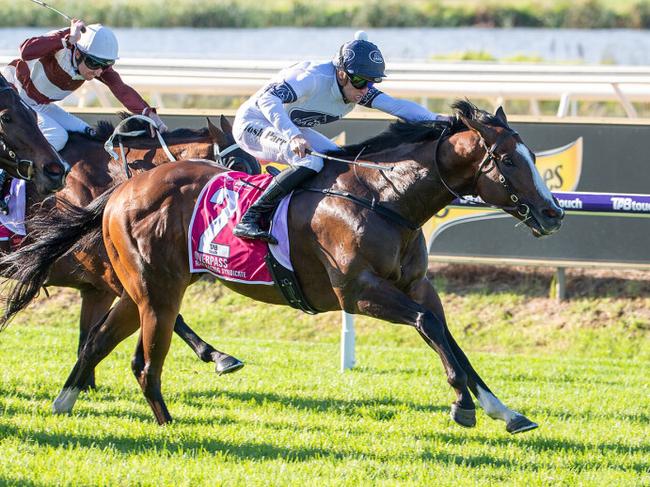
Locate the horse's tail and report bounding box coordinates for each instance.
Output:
[0,186,117,331]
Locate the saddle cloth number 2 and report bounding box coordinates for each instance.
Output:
[198,187,239,254]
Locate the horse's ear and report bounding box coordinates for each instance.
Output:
[206,117,228,146]
[219,114,233,134]
[458,114,498,143]
[495,106,508,125]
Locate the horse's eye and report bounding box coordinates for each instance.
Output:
[0,113,11,123]
[502,156,513,166]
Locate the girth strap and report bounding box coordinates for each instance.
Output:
[265,252,319,314]
[301,187,420,231]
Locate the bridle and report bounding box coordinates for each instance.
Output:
[0,85,35,181]
[214,141,253,171]
[214,140,238,163]
[433,126,531,219]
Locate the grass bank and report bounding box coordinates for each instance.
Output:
[3,0,650,29]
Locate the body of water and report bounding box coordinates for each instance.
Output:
[1,27,650,65]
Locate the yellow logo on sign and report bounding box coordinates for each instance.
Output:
[423,138,583,248]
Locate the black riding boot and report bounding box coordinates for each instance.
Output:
[233,165,317,244]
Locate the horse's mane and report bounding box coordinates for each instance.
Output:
[332,99,508,158]
[88,112,209,143]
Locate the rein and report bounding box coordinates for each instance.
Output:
[104,114,176,178]
[301,187,419,230]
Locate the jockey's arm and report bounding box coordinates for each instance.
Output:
[363,89,450,123]
[97,67,150,114]
[256,74,317,142]
[19,28,69,61]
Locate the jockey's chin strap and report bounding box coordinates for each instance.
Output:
[433,127,531,218]
[104,114,175,178]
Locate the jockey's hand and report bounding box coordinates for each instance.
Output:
[289,135,310,158]
[144,108,169,137]
[69,19,86,45]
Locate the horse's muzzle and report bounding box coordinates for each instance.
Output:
[530,204,565,237]
[44,159,70,191]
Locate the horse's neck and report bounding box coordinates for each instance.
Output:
[341,141,461,228]
[122,138,213,162]
[165,139,213,161]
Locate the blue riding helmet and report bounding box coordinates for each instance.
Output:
[336,39,386,82]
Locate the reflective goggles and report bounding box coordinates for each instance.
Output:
[83,53,115,70]
[347,73,373,89]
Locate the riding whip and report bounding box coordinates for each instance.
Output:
[306,149,393,172]
[29,0,86,32]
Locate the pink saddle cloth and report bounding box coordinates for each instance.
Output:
[188,171,288,284]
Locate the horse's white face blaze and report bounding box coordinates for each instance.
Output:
[515,142,554,204]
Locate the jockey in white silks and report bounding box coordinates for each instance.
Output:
[0,19,168,235]
[232,31,450,245]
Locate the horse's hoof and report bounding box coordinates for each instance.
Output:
[216,356,244,375]
[450,403,476,428]
[507,414,538,434]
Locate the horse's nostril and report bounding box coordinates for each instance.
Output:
[45,162,63,176]
[543,207,565,219]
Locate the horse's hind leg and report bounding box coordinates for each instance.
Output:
[135,297,181,425]
[78,288,116,390]
[173,314,244,375]
[411,277,538,434]
[53,294,139,415]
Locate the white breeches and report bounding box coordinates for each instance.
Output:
[233,117,338,172]
[31,102,89,152]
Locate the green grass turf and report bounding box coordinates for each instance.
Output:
[0,279,648,486]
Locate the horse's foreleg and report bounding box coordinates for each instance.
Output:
[53,294,139,415]
[173,314,244,375]
[410,278,538,434]
[78,288,116,390]
[350,272,474,428]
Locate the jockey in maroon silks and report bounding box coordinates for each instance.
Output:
[0,19,167,230]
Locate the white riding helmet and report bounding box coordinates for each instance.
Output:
[76,24,119,61]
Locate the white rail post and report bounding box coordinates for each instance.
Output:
[341,311,355,371]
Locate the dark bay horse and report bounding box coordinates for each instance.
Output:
[0,74,69,195]
[16,101,564,433]
[1,115,258,386]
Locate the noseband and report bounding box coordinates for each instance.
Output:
[434,126,531,218]
[0,86,35,181]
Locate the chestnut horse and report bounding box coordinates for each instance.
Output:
[1,115,258,386]
[0,74,69,195]
[17,101,565,433]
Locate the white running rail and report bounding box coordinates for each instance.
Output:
[2,56,650,117]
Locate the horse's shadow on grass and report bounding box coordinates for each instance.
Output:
[0,475,40,487]
[181,388,448,416]
[430,432,650,473]
[3,420,646,472]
